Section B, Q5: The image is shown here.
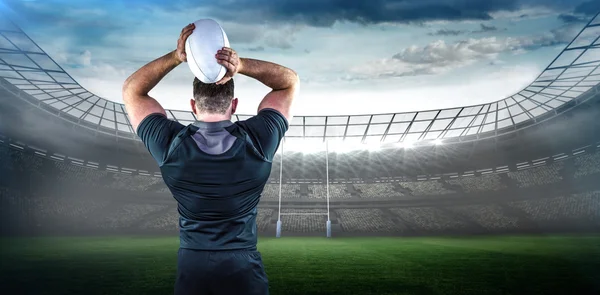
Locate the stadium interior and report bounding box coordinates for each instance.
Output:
[1,8,600,295]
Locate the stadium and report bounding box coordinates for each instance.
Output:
[1,5,600,295]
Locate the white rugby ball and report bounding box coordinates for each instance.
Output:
[185,19,230,84]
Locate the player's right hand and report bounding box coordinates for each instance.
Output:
[175,23,195,63]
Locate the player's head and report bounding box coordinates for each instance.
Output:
[190,77,237,119]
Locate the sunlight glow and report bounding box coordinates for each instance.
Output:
[399,140,415,149]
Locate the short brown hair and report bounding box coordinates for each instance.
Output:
[192,77,234,114]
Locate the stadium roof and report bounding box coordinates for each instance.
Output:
[1,14,600,145]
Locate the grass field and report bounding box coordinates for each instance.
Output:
[1,235,599,295]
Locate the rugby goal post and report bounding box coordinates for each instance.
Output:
[276,140,331,238]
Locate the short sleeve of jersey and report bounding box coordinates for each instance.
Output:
[136,113,186,165]
[238,108,289,160]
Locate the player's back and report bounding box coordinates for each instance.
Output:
[137,109,288,251]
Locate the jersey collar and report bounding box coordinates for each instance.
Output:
[192,120,234,129]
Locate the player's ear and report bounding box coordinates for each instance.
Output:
[231,98,238,115]
[190,98,197,114]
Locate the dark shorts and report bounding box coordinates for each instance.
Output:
[174,248,269,295]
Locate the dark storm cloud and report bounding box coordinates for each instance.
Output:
[5,0,594,31]
[428,29,466,36]
[3,0,593,55]
[100,0,592,27]
[556,0,598,23]
[558,14,589,23]
[427,24,503,37]
[212,0,522,27]
[2,0,126,45]
[473,24,499,33]
[200,0,595,27]
[574,0,600,16]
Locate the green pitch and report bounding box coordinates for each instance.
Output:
[1,235,599,295]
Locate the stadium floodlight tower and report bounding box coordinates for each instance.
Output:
[275,139,332,238]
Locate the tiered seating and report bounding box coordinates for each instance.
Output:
[574,151,600,178]
[260,184,301,199]
[157,187,171,193]
[2,148,44,173]
[3,133,600,236]
[54,161,109,188]
[399,180,455,195]
[95,204,168,229]
[105,173,163,191]
[2,184,600,234]
[0,186,23,199]
[508,162,563,188]
[256,208,273,231]
[140,207,179,230]
[308,184,327,199]
[447,204,519,230]
[336,209,397,232]
[508,191,600,225]
[354,183,403,199]
[0,144,9,166]
[329,184,352,199]
[390,207,468,232]
[280,209,327,232]
[282,184,302,198]
[0,187,26,216]
[34,198,110,221]
[447,174,507,193]
[0,190,110,228]
[261,184,279,199]
[139,207,273,232]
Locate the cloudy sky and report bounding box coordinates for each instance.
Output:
[0,0,598,116]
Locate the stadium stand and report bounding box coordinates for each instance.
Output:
[140,207,179,231]
[389,207,469,233]
[257,208,274,231]
[2,132,600,236]
[259,184,304,199]
[328,184,353,199]
[95,204,168,229]
[0,189,111,230]
[508,191,600,228]
[280,209,327,233]
[447,174,507,193]
[336,209,398,233]
[260,184,279,199]
[398,180,455,195]
[508,162,564,188]
[281,184,302,199]
[308,184,327,199]
[447,204,519,230]
[106,174,164,191]
[54,161,109,188]
[354,183,403,199]
[574,151,600,178]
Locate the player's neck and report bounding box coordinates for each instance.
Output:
[195,112,232,122]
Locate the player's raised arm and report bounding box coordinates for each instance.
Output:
[122,23,195,131]
[215,49,299,121]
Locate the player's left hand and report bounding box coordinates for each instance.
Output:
[215,47,241,85]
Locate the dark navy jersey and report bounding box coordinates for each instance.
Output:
[136,109,288,250]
